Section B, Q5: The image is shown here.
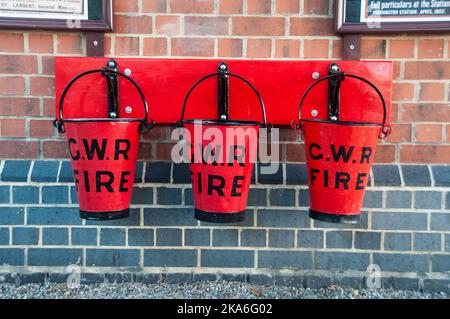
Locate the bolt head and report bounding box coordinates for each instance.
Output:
[220,115,227,120]
[125,106,132,114]
[124,68,132,76]
[331,65,340,72]
[311,109,319,117]
[220,64,227,70]
[312,72,320,79]
[109,112,117,118]
[350,44,356,50]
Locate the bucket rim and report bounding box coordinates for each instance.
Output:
[64,118,143,123]
[301,119,383,127]
[182,119,265,127]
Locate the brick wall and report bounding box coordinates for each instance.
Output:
[0,0,449,291]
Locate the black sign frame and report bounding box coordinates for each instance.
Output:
[0,0,112,31]
[336,0,450,33]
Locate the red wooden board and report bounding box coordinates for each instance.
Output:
[55,58,392,126]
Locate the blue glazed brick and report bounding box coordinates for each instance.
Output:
[100,228,126,246]
[299,189,310,207]
[12,186,39,204]
[305,276,332,289]
[165,273,192,284]
[269,189,296,206]
[28,248,82,266]
[386,191,412,208]
[71,228,97,246]
[326,231,353,249]
[201,249,254,268]
[42,186,68,204]
[430,213,450,231]
[0,249,24,266]
[373,253,429,272]
[258,251,312,269]
[268,230,295,248]
[107,273,133,284]
[86,249,139,267]
[248,274,274,286]
[1,161,31,182]
[58,161,74,182]
[372,212,427,231]
[70,187,78,204]
[212,229,239,247]
[157,188,182,205]
[172,163,191,184]
[432,254,450,272]
[0,186,10,203]
[12,227,39,245]
[31,161,59,182]
[241,229,266,247]
[145,162,171,183]
[28,207,81,225]
[131,187,153,204]
[298,230,323,248]
[0,207,24,225]
[446,234,450,252]
[86,208,140,227]
[286,164,308,185]
[193,273,217,282]
[372,165,401,186]
[184,188,194,206]
[414,191,441,209]
[184,228,210,247]
[156,228,182,246]
[247,188,267,207]
[354,231,381,250]
[316,252,370,271]
[432,166,450,187]
[128,229,154,246]
[257,209,310,228]
[134,162,144,183]
[363,191,383,208]
[144,249,197,267]
[136,273,161,284]
[144,208,196,226]
[42,228,68,246]
[446,193,450,209]
[0,228,9,245]
[413,233,441,251]
[258,163,283,184]
[401,165,431,186]
[423,279,450,293]
[384,233,412,251]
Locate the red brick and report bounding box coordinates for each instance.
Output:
[275,39,300,58]
[373,144,396,163]
[170,0,214,14]
[43,140,69,158]
[304,0,329,15]
[401,103,450,122]
[286,143,306,162]
[185,17,229,36]
[361,38,386,59]
[232,17,285,36]
[0,32,24,52]
[400,145,450,163]
[30,76,55,96]
[386,123,412,143]
[0,56,37,74]
[446,125,450,143]
[331,39,342,59]
[138,142,152,160]
[218,38,243,57]
[419,82,445,101]
[388,39,415,58]
[104,36,112,55]
[113,0,139,12]
[415,124,443,143]
[0,119,26,137]
[276,0,300,14]
[219,0,243,14]
[247,39,272,58]
[114,15,152,34]
[405,61,450,80]
[0,97,39,116]
[171,38,214,57]
[143,0,167,13]
[247,0,272,14]
[41,56,55,75]
[29,33,54,53]
[303,39,329,58]
[143,38,167,56]
[155,142,176,160]
[390,103,399,122]
[115,37,140,56]
[0,140,39,158]
[42,98,55,117]
[155,16,180,35]
[392,61,401,80]
[392,82,415,101]
[30,119,55,138]
[418,39,444,59]
[57,34,82,54]
[290,17,334,36]
[0,77,25,94]
[142,126,168,141]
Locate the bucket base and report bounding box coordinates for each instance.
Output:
[309,209,360,224]
[195,209,245,223]
[80,209,129,221]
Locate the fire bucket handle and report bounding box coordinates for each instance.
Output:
[54,68,154,134]
[178,73,268,128]
[297,73,391,139]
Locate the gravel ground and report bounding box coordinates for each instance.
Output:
[0,281,448,299]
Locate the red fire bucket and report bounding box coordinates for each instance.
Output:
[54,68,153,220]
[296,73,391,224]
[179,72,268,223]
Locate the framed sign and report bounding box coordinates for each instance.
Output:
[0,0,112,31]
[337,0,450,33]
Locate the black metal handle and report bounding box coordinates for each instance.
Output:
[297,72,391,138]
[179,72,268,127]
[54,68,153,134]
